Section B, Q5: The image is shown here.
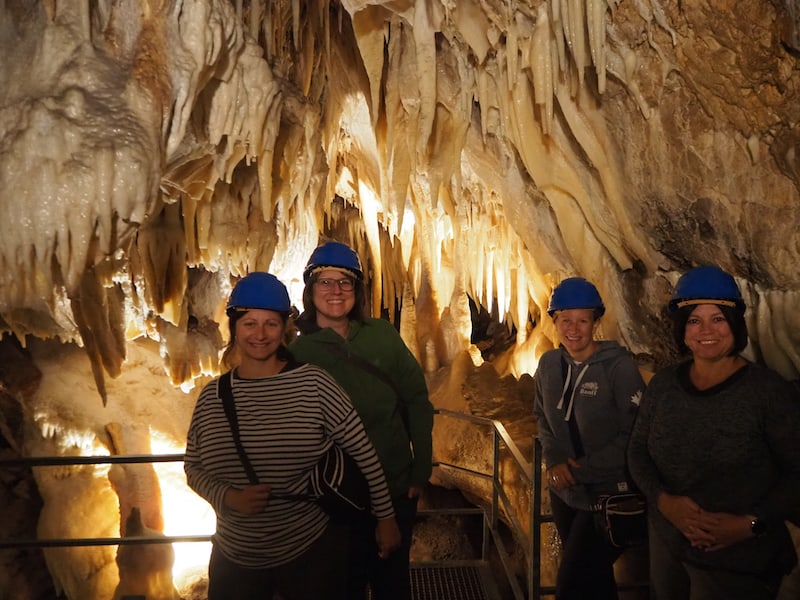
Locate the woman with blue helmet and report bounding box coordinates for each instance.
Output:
[185,272,401,600]
[628,265,800,599]
[533,277,646,599]
[290,241,434,600]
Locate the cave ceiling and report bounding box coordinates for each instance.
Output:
[1,0,799,402]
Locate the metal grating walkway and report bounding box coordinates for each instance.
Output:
[410,564,497,600]
[367,562,503,600]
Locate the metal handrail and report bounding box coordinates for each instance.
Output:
[0,454,185,467]
[0,453,210,551]
[433,408,540,600]
[0,535,212,550]
[0,409,553,598]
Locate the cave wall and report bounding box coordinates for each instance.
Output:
[0,1,798,393]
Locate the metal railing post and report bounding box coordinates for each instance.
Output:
[532,437,543,600]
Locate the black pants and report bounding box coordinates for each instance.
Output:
[207,520,348,600]
[346,494,418,600]
[550,491,622,600]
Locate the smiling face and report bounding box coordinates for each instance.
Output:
[311,268,356,329]
[234,308,287,367]
[554,308,600,362]
[684,303,735,361]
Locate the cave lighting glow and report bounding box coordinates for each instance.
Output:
[149,434,215,592]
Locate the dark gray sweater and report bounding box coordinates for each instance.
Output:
[628,360,800,574]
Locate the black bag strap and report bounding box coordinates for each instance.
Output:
[218,371,260,485]
[561,355,585,459]
[328,343,409,431]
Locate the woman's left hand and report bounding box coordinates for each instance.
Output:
[407,485,424,499]
[690,512,754,551]
[375,516,402,558]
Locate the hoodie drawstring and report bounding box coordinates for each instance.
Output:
[558,362,590,422]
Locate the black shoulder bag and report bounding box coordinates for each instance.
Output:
[560,357,647,549]
[217,370,370,521]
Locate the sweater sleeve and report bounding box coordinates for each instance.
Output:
[627,373,667,504]
[389,327,434,487]
[316,368,395,520]
[184,381,234,515]
[533,365,557,468]
[755,375,800,524]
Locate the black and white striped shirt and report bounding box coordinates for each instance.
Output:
[185,363,393,568]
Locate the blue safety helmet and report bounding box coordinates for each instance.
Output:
[668,265,745,314]
[302,241,363,282]
[226,272,291,316]
[547,277,606,318]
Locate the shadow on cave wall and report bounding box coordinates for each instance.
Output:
[0,333,57,599]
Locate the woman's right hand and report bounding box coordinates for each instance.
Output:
[224,484,271,514]
[547,460,578,491]
[375,516,402,559]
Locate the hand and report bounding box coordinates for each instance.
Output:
[547,460,578,491]
[690,512,755,551]
[407,485,424,499]
[375,516,402,558]
[224,484,271,514]
[656,492,720,547]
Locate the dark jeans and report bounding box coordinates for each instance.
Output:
[550,490,622,600]
[347,494,418,600]
[207,520,348,600]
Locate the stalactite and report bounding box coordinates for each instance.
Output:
[531,4,554,134]
[411,1,439,161]
[587,0,607,92]
[130,202,188,325]
[69,266,127,406]
[351,6,388,124]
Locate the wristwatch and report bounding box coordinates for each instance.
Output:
[750,516,767,537]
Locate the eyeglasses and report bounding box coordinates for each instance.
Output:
[314,278,355,292]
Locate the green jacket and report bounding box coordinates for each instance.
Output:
[290,318,434,497]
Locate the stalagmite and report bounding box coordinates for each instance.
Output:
[106,422,177,600]
[112,507,179,600]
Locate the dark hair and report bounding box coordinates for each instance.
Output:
[221,308,294,371]
[295,272,370,333]
[671,303,748,356]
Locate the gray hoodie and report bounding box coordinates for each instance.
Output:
[533,341,645,510]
